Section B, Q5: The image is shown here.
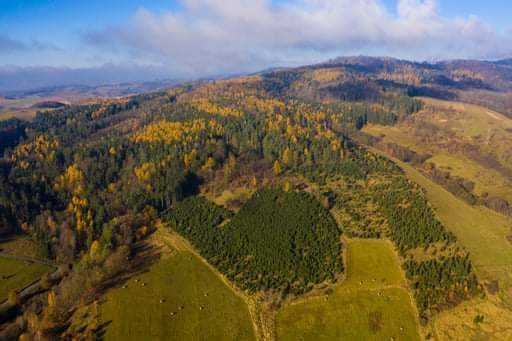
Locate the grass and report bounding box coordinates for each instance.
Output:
[275,239,420,341]
[363,124,432,154]
[365,96,512,184]
[99,251,256,341]
[427,153,512,202]
[0,237,47,259]
[206,187,254,210]
[419,97,512,138]
[0,109,38,121]
[0,257,51,301]
[343,239,405,289]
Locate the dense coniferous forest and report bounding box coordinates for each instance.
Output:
[372,178,456,252]
[167,190,343,296]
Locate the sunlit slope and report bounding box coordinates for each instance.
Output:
[382,154,512,339]
[363,97,512,201]
[100,250,256,341]
[276,239,420,341]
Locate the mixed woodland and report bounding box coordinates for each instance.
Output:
[0,57,497,338]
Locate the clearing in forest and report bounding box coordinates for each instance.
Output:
[275,239,420,341]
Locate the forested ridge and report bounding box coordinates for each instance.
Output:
[0,62,482,338]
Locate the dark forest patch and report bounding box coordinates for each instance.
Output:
[166,189,344,296]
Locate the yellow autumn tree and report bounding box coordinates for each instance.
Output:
[251,175,258,188]
[282,148,292,167]
[202,157,216,172]
[89,240,102,262]
[54,164,85,195]
[273,160,282,175]
[47,290,57,308]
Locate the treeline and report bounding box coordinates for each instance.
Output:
[372,177,455,252]
[405,255,479,320]
[370,176,479,320]
[422,163,478,205]
[378,142,431,166]
[0,118,27,156]
[167,190,343,296]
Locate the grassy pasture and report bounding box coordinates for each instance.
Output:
[427,153,512,203]
[99,250,256,341]
[0,237,47,259]
[275,239,419,341]
[364,97,512,197]
[0,257,50,301]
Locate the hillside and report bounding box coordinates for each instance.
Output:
[0,56,511,340]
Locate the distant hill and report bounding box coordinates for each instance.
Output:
[1,80,182,100]
[259,56,512,116]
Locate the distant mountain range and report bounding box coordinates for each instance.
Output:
[0,80,182,100]
[2,56,512,117]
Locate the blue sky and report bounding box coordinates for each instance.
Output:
[0,0,511,89]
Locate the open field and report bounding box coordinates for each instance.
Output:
[364,97,512,201]
[275,239,420,341]
[0,96,46,121]
[0,237,46,259]
[99,249,256,341]
[204,187,255,211]
[363,124,432,154]
[418,97,512,138]
[0,109,38,121]
[427,153,512,203]
[0,257,51,301]
[375,151,512,339]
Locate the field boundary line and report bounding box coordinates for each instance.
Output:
[154,227,269,341]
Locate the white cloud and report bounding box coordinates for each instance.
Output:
[85,0,512,77]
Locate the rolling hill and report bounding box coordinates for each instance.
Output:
[1,56,512,340]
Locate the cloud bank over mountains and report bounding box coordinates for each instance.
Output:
[85,0,512,76]
[2,0,512,91]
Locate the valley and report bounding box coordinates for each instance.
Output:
[1,56,512,340]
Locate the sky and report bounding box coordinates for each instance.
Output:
[1,0,511,90]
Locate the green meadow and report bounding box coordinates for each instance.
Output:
[100,251,256,341]
[276,239,420,341]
